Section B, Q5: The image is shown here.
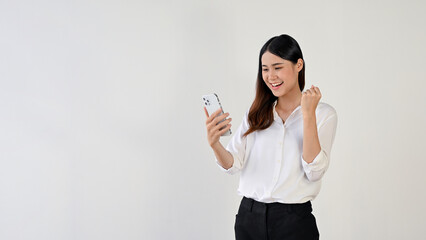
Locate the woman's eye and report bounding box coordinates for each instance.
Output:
[275,67,282,70]
[262,69,268,72]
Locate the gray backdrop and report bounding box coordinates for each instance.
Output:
[1,0,425,239]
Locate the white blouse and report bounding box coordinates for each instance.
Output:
[215,101,338,203]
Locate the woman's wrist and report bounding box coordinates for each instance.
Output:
[210,141,222,151]
[302,111,316,120]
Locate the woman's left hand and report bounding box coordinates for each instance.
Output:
[301,85,322,116]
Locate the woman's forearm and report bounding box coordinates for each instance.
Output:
[302,113,321,164]
[211,142,234,170]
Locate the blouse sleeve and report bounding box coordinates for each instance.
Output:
[215,109,250,175]
[301,112,338,182]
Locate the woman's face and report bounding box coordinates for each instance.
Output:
[261,51,303,97]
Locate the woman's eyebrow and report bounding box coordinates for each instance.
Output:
[262,63,284,67]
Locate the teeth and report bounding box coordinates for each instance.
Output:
[272,82,283,87]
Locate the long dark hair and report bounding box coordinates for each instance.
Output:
[243,34,305,137]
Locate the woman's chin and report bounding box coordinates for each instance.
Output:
[271,89,285,97]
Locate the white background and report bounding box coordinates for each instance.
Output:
[1,0,425,239]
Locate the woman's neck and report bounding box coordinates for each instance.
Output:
[276,87,302,113]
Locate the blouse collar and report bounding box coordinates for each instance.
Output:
[272,100,302,126]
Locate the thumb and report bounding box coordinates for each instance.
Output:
[203,107,209,118]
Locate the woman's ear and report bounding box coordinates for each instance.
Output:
[296,58,304,72]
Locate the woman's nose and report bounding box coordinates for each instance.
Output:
[268,70,277,79]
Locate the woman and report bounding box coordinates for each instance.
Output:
[203,34,337,240]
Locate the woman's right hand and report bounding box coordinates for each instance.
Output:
[204,107,232,147]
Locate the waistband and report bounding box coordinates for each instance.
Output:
[239,196,312,214]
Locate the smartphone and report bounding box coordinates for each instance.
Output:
[202,93,232,136]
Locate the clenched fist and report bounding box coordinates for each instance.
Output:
[301,85,322,116]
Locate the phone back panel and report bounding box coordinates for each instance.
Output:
[202,93,231,136]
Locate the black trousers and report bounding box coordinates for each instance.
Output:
[234,197,319,240]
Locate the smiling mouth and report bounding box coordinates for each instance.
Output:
[272,81,284,87]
